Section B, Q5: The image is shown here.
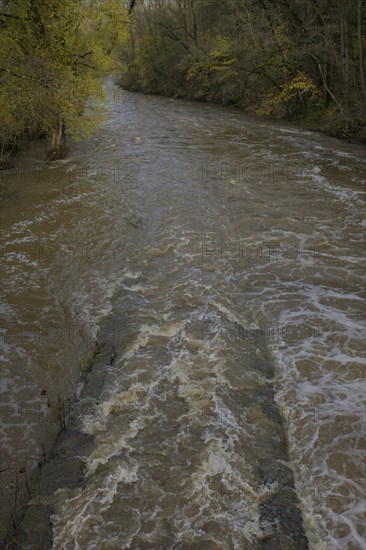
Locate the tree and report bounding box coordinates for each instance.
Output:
[0,0,128,164]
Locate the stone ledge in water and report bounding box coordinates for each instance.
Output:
[8,430,93,548]
[258,459,308,549]
[259,458,295,487]
[38,457,85,497]
[78,342,117,400]
[10,505,53,550]
[49,429,95,460]
[259,499,309,549]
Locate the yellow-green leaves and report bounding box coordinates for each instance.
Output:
[0,0,128,162]
[257,72,321,116]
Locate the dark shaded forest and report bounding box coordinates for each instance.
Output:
[120,0,366,142]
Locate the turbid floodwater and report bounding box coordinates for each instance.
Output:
[1,78,365,549]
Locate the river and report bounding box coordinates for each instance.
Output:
[0,79,365,549]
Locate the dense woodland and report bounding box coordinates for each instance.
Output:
[0,0,365,168]
[121,0,366,141]
[0,0,128,166]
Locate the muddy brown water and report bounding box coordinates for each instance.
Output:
[1,79,365,549]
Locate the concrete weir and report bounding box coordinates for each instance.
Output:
[10,315,309,549]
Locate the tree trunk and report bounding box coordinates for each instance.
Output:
[357,0,366,99]
[47,122,67,160]
[189,0,197,45]
[128,0,136,15]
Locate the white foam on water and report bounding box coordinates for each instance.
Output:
[269,293,365,549]
[211,301,258,331]
[52,461,140,549]
[122,320,186,360]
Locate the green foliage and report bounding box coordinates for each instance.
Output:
[80,339,102,374]
[79,353,91,373]
[0,0,128,163]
